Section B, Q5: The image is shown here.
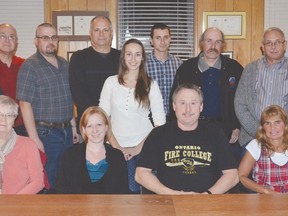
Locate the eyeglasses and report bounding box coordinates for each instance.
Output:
[36,35,59,42]
[0,34,16,41]
[0,113,17,121]
[263,40,285,47]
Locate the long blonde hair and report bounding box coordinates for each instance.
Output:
[256,105,288,154]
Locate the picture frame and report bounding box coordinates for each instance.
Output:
[67,51,75,62]
[52,11,109,41]
[222,51,233,59]
[203,12,246,39]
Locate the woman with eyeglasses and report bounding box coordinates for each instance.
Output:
[0,95,44,194]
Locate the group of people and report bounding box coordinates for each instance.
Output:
[0,14,287,195]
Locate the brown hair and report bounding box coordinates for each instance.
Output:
[256,105,288,154]
[118,38,151,109]
[79,106,111,143]
[150,23,171,38]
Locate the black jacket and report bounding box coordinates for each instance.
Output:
[170,53,243,138]
[55,143,130,194]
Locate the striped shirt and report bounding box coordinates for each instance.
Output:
[147,50,183,115]
[255,57,288,118]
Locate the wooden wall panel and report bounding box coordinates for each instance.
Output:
[44,0,264,66]
[233,0,251,65]
[251,0,264,60]
[69,0,87,10]
[216,0,233,11]
[87,0,106,10]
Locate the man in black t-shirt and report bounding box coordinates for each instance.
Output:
[135,83,239,194]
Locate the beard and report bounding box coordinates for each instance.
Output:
[46,44,57,55]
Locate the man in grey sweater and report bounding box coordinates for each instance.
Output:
[235,27,288,148]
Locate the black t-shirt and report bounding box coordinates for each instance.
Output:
[138,120,237,193]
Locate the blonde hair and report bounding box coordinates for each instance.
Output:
[256,105,288,154]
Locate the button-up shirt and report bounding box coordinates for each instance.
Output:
[147,50,182,115]
[255,57,288,118]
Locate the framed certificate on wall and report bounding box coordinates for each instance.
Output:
[52,11,109,41]
[203,12,246,39]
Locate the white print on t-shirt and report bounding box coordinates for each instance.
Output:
[164,145,211,174]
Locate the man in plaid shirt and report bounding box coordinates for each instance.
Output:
[146,23,182,119]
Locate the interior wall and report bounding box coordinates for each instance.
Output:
[45,0,264,67]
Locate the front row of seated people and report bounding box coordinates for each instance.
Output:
[1,83,287,194]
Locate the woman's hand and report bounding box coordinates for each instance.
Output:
[122,145,141,160]
[72,126,79,144]
[229,129,240,144]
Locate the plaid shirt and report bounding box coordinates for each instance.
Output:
[253,148,288,193]
[17,51,73,123]
[146,50,182,115]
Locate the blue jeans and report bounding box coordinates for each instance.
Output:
[37,126,73,188]
[127,155,140,193]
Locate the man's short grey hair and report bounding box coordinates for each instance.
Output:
[35,23,56,37]
[90,15,113,31]
[262,27,286,44]
[172,83,203,104]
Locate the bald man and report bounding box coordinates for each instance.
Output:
[0,23,26,135]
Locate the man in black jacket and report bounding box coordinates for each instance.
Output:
[170,27,243,161]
